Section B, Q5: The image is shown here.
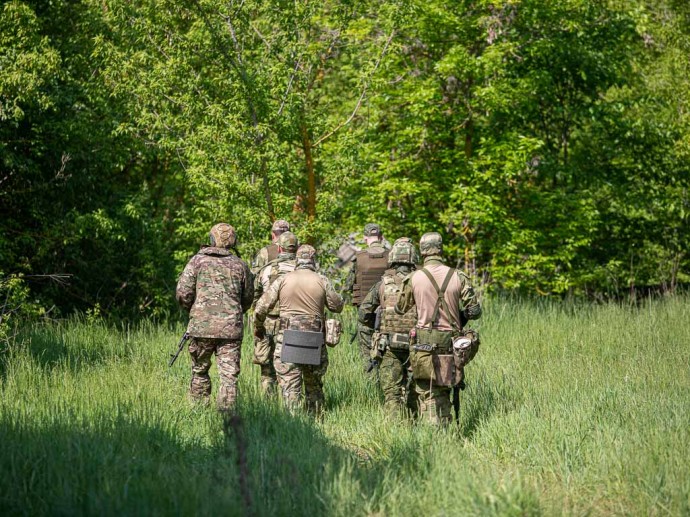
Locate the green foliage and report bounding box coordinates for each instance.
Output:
[0,0,688,318]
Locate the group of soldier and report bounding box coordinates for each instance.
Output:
[175,219,481,426]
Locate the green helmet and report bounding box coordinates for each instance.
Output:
[388,237,420,266]
[419,232,443,256]
[277,231,298,253]
[209,223,237,248]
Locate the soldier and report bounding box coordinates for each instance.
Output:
[344,223,390,367]
[253,231,298,396]
[358,237,420,416]
[395,232,481,426]
[254,245,344,415]
[251,219,291,275]
[176,223,253,410]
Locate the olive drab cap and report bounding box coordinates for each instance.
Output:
[272,219,290,234]
[419,232,443,256]
[277,231,298,253]
[363,223,382,237]
[209,223,237,248]
[388,237,420,266]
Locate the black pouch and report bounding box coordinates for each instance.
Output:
[281,330,324,365]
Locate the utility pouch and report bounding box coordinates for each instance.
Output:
[410,346,435,381]
[453,328,480,367]
[325,319,342,348]
[389,332,410,350]
[416,328,453,348]
[281,329,324,365]
[253,336,272,365]
[432,354,456,387]
[370,332,388,360]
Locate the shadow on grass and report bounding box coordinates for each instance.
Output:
[0,400,384,516]
[458,369,518,440]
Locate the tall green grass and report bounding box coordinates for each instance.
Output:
[1,297,688,515]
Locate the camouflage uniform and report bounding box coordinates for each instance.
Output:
[358,238,420,416]
[252,231,298,395]
[254,245,344,415]
[176,223,253,410]
[251,219,290,275]
[396,232,481,426]
[344,223,389,367]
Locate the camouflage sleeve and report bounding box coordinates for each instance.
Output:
[322,275,344,314]
[457,270,481,320]
[175,257,198,312]
[358,280,381,325]
[251,247,268,275]
[253,264,268,303]
[394,273,415,315]
[241,261,254,313]
[254,277,281,329]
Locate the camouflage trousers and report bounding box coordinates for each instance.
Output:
[357,322,374,370]
[411,377,457,426]
[379,347,415,416]
[188,337,241,411]
[254,317,279,396]
[274,315,328,416]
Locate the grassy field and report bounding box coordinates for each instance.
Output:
[1,296,689,516]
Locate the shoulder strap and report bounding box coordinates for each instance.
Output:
[421,268,460,330]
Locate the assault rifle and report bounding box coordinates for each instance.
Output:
[366,307,383,373]
[169,332,190,367]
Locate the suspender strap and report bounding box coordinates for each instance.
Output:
[421,268,459,330]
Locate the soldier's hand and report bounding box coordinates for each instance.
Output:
[254,326,266,340]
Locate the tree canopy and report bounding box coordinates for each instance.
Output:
[1,0,688,321]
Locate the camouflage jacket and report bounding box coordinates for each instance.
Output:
[254,253,297,315]
[395,256,481,331]
[251,243,279,275]
[176,246,254,339]
[254,266,344,331]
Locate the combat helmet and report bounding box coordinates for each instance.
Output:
[209,223,237,248]
[388,237,420,266]
[419,232,443,256]
[277,231,298,253]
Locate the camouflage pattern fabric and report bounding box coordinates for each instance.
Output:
[176,246,253,339]
[272,315,329,415]
[254,263,343,415]
[188,337,241,411]
[412,378,453,426]
[253,253,296,395]
[395,252,482,427]
[251,243,279,275]
[379,347,416,416]
[359,264,417,412]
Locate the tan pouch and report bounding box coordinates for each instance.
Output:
[432,354,456,386]
[325,319,342,348]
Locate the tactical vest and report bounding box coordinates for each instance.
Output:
[352,247,389,306]
[266,258,296,317]
[266,243,279,263]
[379,269,416,334]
